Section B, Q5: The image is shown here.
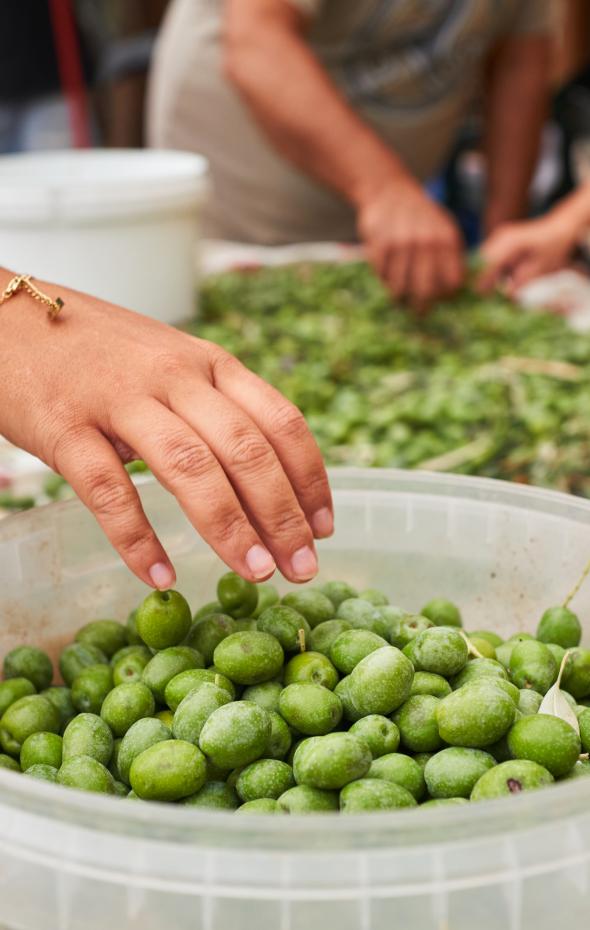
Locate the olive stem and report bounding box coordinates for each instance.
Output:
[416,436,492,473]
[563,556,590,608]
[556,649,573,689]
[498,356,582,381]
[458,630,484,659]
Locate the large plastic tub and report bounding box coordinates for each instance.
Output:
[0,150,208,323]
[0,468,589,930]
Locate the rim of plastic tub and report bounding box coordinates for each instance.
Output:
[0,468,589,851]
[1,762,588,851]
[0,149,209,224]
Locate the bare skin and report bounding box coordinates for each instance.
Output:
[478,183,590,295]
[483,35,551,234]
[0,269,333,589]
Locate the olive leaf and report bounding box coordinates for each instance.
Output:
[539,650,580,735]
[459,630,484,660]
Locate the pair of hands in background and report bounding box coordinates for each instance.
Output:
[358,175,583,308]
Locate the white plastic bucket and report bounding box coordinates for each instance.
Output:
[0,149,208,323]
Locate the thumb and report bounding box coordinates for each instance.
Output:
[476,230,527,293]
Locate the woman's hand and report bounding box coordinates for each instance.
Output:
[0,273,332,588]
[478,213,581,296]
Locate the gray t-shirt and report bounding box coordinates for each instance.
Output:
[148,0,554,243]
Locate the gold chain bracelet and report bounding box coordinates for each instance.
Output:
[0,274,64,320]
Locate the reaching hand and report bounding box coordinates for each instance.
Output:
[478,214,580,296]
[0,276,333,589]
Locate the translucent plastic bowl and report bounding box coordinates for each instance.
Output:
[1,469,589,930]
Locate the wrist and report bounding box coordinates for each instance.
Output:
[550,194,590,245]
[0,267,16,291]
[484,199,528,236]
[349,151,415,211]
[0,270,66,336]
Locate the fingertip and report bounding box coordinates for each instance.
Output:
[311,507,334,539]
[245,544,277,581]
[290,545,318,582]
[148,561,176,590]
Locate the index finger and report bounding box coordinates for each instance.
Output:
[211,351,334,539]
[54,428,176,590]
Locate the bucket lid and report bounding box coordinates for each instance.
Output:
[0,149,209,225]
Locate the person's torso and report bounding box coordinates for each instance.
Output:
[308,0,525,114]
[149,0,537,243]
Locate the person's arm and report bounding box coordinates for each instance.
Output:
[478,182,590,294]
[224,0,464,309]
[0,269,332,587]
[553,0,590,86]
[483,33,551,233]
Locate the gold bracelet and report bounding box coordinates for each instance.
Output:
[0,274,64,320]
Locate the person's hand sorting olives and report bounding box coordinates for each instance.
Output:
[478,180,590,296]
[0,268,332,588]
[357,178,465,312]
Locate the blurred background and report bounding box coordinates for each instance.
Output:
[2,0,589,245]
[1,1,168,153]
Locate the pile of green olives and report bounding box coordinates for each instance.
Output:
[1,574,588,813]
[195,263,590,496]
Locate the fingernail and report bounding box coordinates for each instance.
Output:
[149,562,176,590]
[311,507,334,538]
[291,545,318,580]
[246,544,276,579]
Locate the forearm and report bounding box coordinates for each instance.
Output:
[484,35,551,232]
[223,0,411,209]
[550,181,590,238]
